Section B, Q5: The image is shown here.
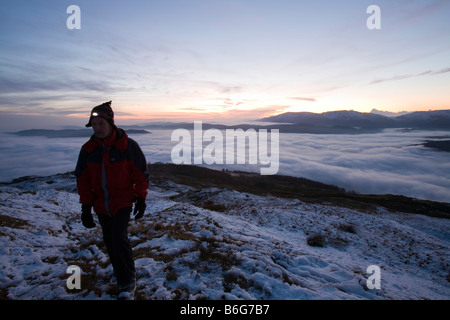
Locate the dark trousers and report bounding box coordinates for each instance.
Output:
[98,207,135,287]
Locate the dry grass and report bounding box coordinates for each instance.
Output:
[148,163,450,219]
[0,214,29,229]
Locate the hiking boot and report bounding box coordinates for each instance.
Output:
[117,277,136,300]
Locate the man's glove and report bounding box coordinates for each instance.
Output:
[81,204,96,228]
[133,198,146,220]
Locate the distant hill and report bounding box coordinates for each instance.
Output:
[395,110,450,129]
[148,163,450,219]
[9,109,450,137]
[423,140,450,152]
[261,109,450,133]
[10,128,151,138]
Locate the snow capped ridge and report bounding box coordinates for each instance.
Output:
[1,166,449,300]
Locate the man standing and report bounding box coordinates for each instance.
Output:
[75,101,149,300]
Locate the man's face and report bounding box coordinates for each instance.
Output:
[91,117,113,140]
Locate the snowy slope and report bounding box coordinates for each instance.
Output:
[0,171,449,300]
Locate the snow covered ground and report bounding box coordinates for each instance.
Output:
[0,171,449,300]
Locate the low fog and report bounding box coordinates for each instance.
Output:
[0,128,449,203]
[278,130,450,203]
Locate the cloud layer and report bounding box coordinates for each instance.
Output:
[278,130,450,202]
[1,128,449,203]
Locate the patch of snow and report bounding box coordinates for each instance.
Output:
[0,173,449,300]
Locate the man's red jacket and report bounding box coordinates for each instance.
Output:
[75,128,149,216]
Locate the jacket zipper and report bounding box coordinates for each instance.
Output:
[102,143,112,217]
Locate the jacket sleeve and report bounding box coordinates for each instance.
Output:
[75,148,95,205]
[128,138,149,199]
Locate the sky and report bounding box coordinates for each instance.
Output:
[0,0,450,130]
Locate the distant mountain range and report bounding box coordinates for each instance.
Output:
[8,109,450,137]
[11,128,151,138]
[260,109,450,133]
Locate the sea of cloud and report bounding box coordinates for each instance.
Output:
[0,128,449,203]
[278,130,450,202]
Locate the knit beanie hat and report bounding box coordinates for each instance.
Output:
[85,101,114,127]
